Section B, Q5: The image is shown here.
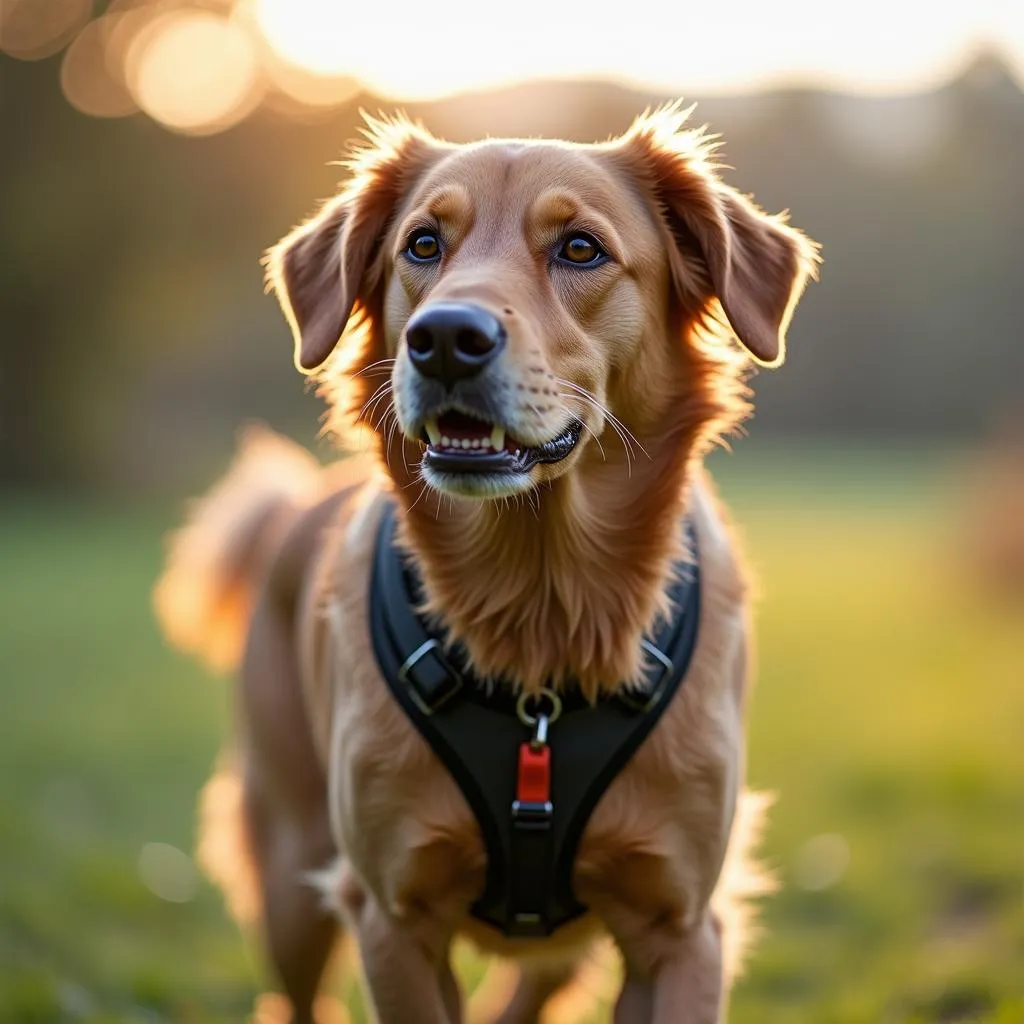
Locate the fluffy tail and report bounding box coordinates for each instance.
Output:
[155,425,323,929]
[712,788,777,985]
[153,423,323,674]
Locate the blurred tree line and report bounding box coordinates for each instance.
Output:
[1,45,1022,493]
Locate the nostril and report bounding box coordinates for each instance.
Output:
[404,303,505,384]
[406,326,433,356]
[455,328,494,358]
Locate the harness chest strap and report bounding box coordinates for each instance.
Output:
[367,503,701,938]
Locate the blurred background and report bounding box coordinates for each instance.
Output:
[1,1,1021,1021]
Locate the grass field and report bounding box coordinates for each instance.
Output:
[1,447,1021,1023]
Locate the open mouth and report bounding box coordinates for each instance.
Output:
[419,410,582,475]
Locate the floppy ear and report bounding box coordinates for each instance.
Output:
[676,185,817,366]
[622,104,819,366]
[266,195,353,372]
[265,115,439,373]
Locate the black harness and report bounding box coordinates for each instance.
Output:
[369,503,701,938]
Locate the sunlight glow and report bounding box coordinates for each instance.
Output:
[254,0,1024,100]
[125,10,262,135]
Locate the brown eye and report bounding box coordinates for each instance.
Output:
[406,229,441,262]
[557,233,607,266]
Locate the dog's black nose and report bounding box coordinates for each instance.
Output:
[405,303,506,388]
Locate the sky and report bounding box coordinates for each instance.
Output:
[254,0,1024,100]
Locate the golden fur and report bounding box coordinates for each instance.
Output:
[155,103,817,1023]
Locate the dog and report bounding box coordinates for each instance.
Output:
[154,103,818,1024]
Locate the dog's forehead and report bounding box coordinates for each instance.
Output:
[407,139,647,224]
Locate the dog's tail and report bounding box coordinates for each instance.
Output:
[153,424,322,675]
[712,788,777,986]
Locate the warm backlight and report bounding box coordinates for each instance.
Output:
[1,0,1020,134]
[254,0,1024,100]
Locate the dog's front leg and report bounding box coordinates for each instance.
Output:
[648,912,723,1024]
[352,891,459,1024]
[613,971,654,1024]
[611,910,723,1024]
[439,950,464,1024]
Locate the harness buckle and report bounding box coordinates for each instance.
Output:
[618,639,675,713]
[511,799,554,829]
[397,638,463,715]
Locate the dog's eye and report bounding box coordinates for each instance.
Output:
[405,229,441,263]
[556,233,607,267]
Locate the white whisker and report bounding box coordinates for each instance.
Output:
[351,357,397,379]
[558,396,607,462]
[558,391,634,474]
[555,377,650,462]
[379,408,399,473]
[385,410,403,468]
[407,480,431,514]
[357,380,393,425]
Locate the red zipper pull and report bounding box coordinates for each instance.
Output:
[517,730,551,805]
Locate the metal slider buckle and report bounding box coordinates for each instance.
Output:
[397,638,463,715]
[511,800,554,829]
[619,639,674,713]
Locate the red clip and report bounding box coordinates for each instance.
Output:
[517,741,551,804]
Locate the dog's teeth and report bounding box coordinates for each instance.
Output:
[461,439,471,449]
[441,435,452,447]
[424,419,441,445]
[490,426,505,451]
[471,439,480,449]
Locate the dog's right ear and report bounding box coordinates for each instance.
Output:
[266,195,353,373]
[265,116,439,374]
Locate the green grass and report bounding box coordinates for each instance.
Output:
[1,447,1021,1022]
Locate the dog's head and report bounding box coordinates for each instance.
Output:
[268,106,818,501]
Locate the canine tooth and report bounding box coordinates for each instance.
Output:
[424,418,441,445]
[441,435,452,447]
[490,426,505,450]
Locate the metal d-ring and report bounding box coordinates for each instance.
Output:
[516,687,563,728]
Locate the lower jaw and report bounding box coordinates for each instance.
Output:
[419,461,535,499]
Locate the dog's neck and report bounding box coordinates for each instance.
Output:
[358,316,747,698]
[395,411,701,699]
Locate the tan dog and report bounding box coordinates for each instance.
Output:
[155,104,817,1024]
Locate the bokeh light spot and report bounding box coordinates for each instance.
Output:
[125,9,262,135]
[0,0,92,61]
[138,841,198,903]
[60,16,139,119]
[795,832,851,892]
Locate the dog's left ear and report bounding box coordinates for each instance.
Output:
[266,116,439,374]
[620,105,819,366]
[689,187,818,367]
